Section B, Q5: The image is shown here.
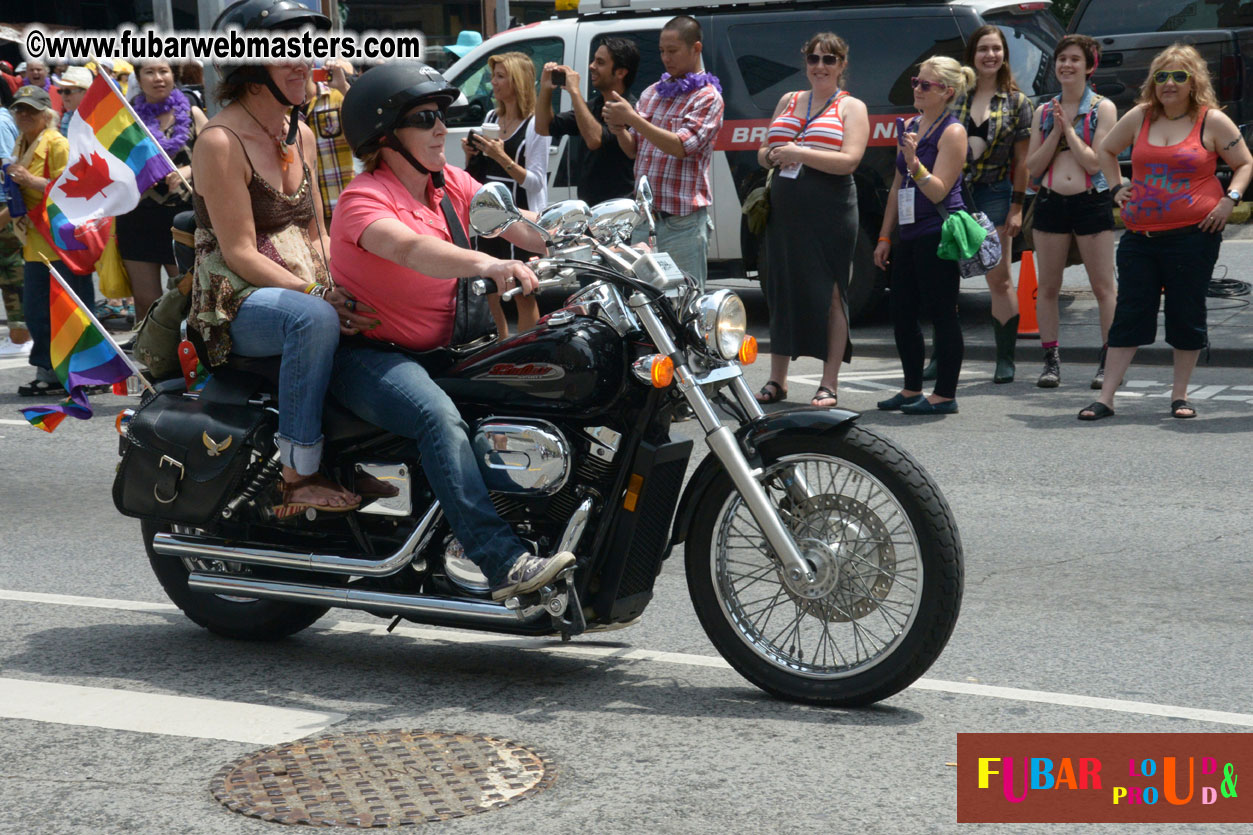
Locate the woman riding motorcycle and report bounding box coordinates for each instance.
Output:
[328,62,575,602]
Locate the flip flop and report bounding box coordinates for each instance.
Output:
[810,385,838,408]
[273,474,361,519]
[355,470,401,499]
[1170,399,1197,419]
[755,380,787,404]
[1078,401,1115,421]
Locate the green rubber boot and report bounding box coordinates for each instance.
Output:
[992,315,1019,384]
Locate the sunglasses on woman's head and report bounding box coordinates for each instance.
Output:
[396,110,447,130]
[1154,70,1191,85]
[910,77,948,92]
[806,53,840,66]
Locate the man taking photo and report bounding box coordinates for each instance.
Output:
[535,38,641,207]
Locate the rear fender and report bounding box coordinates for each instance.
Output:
[670,407,860,546]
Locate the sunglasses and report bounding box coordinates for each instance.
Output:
[806,53,840,66]
[396,110,447,130]
[1154,70,1191,85]
[910,77,948,92]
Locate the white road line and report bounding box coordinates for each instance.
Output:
[0,677,346,744]
[0,358,31,371]
[0,418,30,426]
[3,589,1251,727]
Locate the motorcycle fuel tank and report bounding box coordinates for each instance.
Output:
[439,313,627,417]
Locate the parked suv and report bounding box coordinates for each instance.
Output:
[1070,0,1253,131]
[442,0,1064,319]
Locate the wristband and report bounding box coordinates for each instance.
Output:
[912,162,929,180]
[915,172,933,186]
[877,236,890,243]
[303,282,318,294]
[1011,191,1026,205]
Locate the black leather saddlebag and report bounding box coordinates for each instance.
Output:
[113,391,275,525]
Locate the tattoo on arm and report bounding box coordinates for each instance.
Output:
[1224,136,1243,150]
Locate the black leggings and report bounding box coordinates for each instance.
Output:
[890,232,963,398]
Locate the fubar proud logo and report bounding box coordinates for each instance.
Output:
[957,733,1249,823]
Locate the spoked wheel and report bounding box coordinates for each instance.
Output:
[686,426,962,706]
[143,520,329,641]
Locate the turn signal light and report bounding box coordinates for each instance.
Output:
[738,335,758,365]
[650,355,674,388]
[115,408,135,436]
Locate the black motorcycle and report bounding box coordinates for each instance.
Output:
[113,180,963,707]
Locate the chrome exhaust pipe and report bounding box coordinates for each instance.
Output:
[151,502,443,578]
[186,573,537,625]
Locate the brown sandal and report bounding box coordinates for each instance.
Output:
[273,474,361,519]
[755,380,787,404]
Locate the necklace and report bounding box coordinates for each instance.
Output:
[655,71,722,98]
[1164,109,1191,121]
[240,103,298,171]
[132,88,191,157]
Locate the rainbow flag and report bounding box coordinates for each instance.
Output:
[42,72,175,270]
[19,265,136,433]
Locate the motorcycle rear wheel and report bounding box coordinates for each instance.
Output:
[143,520,330,641]
[685,426,962,707]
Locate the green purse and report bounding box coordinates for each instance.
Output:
[741,168,775,236]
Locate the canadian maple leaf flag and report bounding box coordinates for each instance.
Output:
[41,73,176,271]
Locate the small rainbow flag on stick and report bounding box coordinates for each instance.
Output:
[19,258,151,433]
[41,72,180,272]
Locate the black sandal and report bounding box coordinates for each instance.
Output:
[17,378,62,397]
[1170,399,1197,419]
[1078,401,1115,421]
[811,385,838,408]
[755,380,787,404]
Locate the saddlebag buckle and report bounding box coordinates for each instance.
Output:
[154,455,185,504]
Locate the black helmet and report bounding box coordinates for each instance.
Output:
[343,62,461,157]
[212,0,331,106]
[212,0,330,33]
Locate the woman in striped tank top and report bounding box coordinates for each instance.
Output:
[753,32,868,409]
[1080,44,1252,421]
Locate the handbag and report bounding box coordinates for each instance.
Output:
[132,273,193,380]
[113,388,275,525]
[932,179,1002,278]
[439,193,496,348]
[742,168,774,236]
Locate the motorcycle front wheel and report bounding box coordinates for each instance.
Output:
[685,426,962,707]
[143,520,330,641]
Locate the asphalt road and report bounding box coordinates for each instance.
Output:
[2,344,1251,833]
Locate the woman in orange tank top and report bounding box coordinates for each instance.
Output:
[1079,44,1252,421]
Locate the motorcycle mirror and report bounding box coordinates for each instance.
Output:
[535,200,591,244]
[634,176,656,238]
[587,198,645,245]
[469,182,522,237]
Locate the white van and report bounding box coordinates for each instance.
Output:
[440,0,1065,318]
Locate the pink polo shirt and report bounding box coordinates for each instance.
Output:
[330,163,482,351]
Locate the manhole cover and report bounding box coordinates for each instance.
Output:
[210,729,556,827]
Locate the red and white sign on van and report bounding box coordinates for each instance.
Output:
[715,114,908,151]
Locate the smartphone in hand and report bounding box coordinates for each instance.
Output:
[551,69,566,87]
[467,130,480,151]
[895,117,906,143]
[312,67,331,83]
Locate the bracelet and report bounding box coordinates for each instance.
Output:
[1011,191,1026,205]
[912,162,929,180]
[303,282,318,294]
[877,236,890,243]
[915,172,933,186]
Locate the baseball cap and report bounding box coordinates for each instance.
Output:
[11,85,53,113]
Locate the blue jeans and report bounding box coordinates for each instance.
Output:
[330,343,526,585]
[229,287,340,474]
[656,206,710,289]
[23,259,94,377]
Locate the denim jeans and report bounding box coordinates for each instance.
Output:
[23,259,94,376]
[229,287,340,474]
[330,343,526,585]
[656,206,710,289]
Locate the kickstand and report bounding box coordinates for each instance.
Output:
[386,615,402,633]
[555,576,586,639]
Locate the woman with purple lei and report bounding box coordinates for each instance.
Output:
[118,60,207,323]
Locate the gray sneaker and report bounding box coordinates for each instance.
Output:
[491,551,576,601]
[1037,347,1061,388]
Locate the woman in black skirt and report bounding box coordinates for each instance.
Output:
[117,59,207,322]
[755,33,868,408]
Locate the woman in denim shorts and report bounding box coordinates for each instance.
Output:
[954,24,1033,384]
[1025,35,1119,390]
[1079,44,1252,421]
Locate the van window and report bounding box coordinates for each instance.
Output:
[984,10,1065,98]
[445,37,565,127]
[1074,0,1253,35]
[590,31,665,100]
[726,17,964,112]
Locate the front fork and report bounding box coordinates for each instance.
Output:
[630,298,818,586]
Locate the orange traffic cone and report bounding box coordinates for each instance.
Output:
[1017,250,1040,339]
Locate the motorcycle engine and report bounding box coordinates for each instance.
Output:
[471,419,571,495]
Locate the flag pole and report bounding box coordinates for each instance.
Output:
[100,72,193,194]
[41,255,156,395]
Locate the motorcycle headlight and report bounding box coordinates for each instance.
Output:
[687,290,747,360]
